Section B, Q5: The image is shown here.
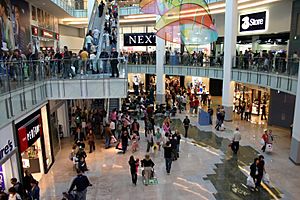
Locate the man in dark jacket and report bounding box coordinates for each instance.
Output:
[183,116,190,138]
[110,48,119,78]
[163,141,173,174]
[170,134,178,161]
[68,170,92,199]
[98,1,105,17]
[256,155,265,187]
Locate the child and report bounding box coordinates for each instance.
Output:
[131,133,139,152]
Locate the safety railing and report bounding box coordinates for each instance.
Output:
[0,58,127,96]
[233,56,299,77]
[119,6,141,16]
[123,53,222,68]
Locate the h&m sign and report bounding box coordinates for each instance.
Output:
[240,11,267,33]
[124,33,156,46]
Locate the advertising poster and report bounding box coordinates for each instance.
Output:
[0,0,15,51]
[0,165,5,190]
[11,0,30,53]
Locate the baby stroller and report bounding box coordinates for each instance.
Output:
[142,167,157,185]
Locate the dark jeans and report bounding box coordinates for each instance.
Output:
[122,143,127,153]
[131,171,137,184]
[231,141,239,154]
[165,158,172,173]
[89,141,95,153]
[184,126,189,138]
[111,63,119,77]
[146,142,152,152]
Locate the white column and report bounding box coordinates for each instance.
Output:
[222,0,238,121]
[87,0,95,22]
[156,17,165,104]
[290,62,300,164]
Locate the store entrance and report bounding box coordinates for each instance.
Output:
[21,138,44,181]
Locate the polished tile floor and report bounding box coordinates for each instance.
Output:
[38,106,299,200]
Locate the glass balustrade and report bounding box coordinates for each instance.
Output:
[0,58,127,96]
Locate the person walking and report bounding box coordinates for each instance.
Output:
[250,158,259,190]
[68,170,92,200]
[104,123,112,148]
[170,134,178,161]
[175,130,181,158]
[128,156,138,186]
[98,1,105,17]
[146,131,154,153]
[163,141,173,174]
[183,116,190,138]
[121,130,131,154]
[8,187,21,200]
[86,129,95,153]
[110,48,119,78]
[261,129,268,152]
[231,127,241,154]
[10,178,24,198]
[141,154,155,186]
[29,180,40,200]
[256,155,265,188]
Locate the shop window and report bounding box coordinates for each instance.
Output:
[31,6,37,21]
[123,27,131,33]
[147,26,155,33]
[131,26,145,33]
[297,13,300,36]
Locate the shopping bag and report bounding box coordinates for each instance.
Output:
[260,138,265,145]
[263,173,270,184]
[266,143,273,152]
[115,142,122,150]
[246,176,255,188]
[110,136,117,144]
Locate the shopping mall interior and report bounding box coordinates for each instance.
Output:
[1,0,300,199]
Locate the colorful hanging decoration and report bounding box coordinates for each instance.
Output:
[140,0,218,52]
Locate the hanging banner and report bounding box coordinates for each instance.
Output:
[0,166,5,190]
[123,33,156,46]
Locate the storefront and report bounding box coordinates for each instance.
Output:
[0,124,19,192]
[185,76,210,95]
[30,5,60,52]
[233,83,270,116]
[128,73,146,93]
[49,101,69,157]
[15,106,53,181]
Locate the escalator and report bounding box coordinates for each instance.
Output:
[84,0,107,55]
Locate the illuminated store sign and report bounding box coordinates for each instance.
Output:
[32,26,38,36]
[42,30,54,39]
[17,114,43,153]
[124,33,156,46]
[240,11,267,33]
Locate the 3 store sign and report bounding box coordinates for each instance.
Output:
[240,11,267,32]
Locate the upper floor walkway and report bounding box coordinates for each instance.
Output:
[0,56,299,128]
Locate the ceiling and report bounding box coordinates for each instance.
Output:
[27,0,72,18]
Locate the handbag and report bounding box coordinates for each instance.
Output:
[263,173,270,184]
[246,176,255,188]
[260,138,265,145]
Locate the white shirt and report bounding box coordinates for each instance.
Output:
[110,121,115,130]
[93,29,100,38]
[85,35,93,44]
[233,131,241,142]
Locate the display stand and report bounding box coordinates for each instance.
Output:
[198,108,210,126]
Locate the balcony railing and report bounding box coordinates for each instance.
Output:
[0,58,127,96]
[119,0,225,16]
[123,53,299,77]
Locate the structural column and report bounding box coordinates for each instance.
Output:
[222,0,238,121]
[290,62,300,164]
[156,17,166,104]
[87,0,95,22]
